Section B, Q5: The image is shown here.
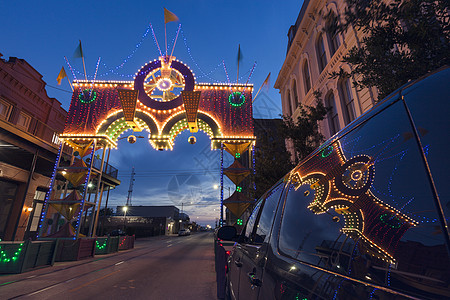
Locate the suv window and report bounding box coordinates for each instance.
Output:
[244,200,262,240]
[278,98,450,298]
[254,183,284,244]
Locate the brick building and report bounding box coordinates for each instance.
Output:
[0,53,68,240]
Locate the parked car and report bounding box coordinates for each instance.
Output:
[218,67,450,300]
[178,229,191,236]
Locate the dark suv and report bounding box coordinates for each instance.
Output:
[218,67,450,300]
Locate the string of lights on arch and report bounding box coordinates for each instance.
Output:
[67,24,256,85]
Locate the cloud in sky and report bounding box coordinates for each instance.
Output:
[105,130,237,226]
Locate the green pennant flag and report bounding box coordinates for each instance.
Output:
[237,44,243,64]
[73,40,84,59]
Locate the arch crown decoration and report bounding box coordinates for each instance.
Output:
[37,55,256,240]
[61,55,255,150]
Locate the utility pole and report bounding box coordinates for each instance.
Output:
[126,167,135,206]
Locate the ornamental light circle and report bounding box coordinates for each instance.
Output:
[78,89,97,104]
[134,58,195,110]
[228,92,246,107]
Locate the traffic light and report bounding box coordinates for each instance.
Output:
[237,219,243,226]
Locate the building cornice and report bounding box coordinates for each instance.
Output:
[274,0,325,90]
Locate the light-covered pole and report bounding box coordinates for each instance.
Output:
[122,206,128,231]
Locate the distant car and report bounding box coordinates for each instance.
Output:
[178,229,190,236]
[218,68,450,300]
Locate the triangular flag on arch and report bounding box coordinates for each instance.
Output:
[223,142,252,158]
[223,191,254,218]
[164,8,179,23]
[56,67,67,85]
[224,160,251,185]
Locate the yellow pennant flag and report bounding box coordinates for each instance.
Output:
[57,67,67,85]
[262,72,271,88]
[164,8,179,24]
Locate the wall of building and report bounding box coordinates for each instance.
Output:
[0,53,68,240]
[275,0,377,140]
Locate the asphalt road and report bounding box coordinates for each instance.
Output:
[0,232,217,300]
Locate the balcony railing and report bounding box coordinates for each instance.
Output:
[86,156,118,179]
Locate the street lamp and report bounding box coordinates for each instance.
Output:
[122,206,128,230]
[214,184,230,197]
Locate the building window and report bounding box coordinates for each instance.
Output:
[338,79,356,125]
[16,112,31,131]
[329,32,340,56]
[286,90,292,115]
[28,190,46,232]
[292,79,298,109]
[52,132,60,145]
[0,99,12,121]
[0,179,18,240]
[316,33,328,73]
[303,61,311,94]
[325,11,340,56]
[326,92,340,135]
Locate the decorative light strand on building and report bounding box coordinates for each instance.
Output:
[37,144,63,239]
[180,27,221,83]
[97,23,154,77]
[96,240,107,250]
[0,243,24,263]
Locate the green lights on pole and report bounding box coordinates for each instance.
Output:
[237,219,243,226]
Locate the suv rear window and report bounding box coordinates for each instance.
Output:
[278,97,450,298]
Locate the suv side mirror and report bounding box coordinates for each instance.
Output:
[217,226,237,241]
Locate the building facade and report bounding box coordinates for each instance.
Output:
[274,0,378,140]
[116,205,186,235]
[0,54,68,241]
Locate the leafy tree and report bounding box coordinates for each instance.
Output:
[281,92,330,165]
[254,125,294,198]
[332,0,449,100]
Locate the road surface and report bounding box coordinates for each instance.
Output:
[0,232,217,299]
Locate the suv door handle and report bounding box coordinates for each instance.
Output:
[247,272,262,287]
[234,260,243,267]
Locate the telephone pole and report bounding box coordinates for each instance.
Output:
[126,167,135,206]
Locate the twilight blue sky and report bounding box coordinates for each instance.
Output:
[0,0,302,226]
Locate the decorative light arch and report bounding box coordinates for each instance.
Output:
[38,55,256,240]
[96,110,160,143]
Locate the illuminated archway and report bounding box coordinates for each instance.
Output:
[96,110,160,143]
[38,55,256,240]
